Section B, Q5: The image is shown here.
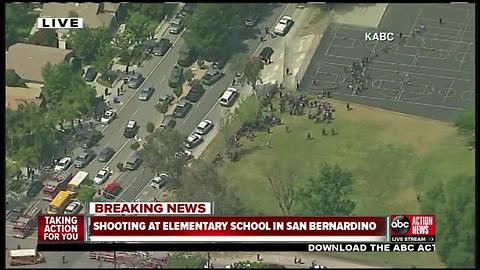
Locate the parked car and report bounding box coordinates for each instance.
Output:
[123,120,138,138]
[138,86,155,101]
[93,167,112,185]
[98,146,115,162]
[201,68,224,85]
[144,39,158,54]
[195,120,214,135]
[150,173,169,189]
[27,181,44,198]
[128,73,144,88]
[169,65,184,88]
[74,150,95,168]
[258,47,274,63]
[174,149,193,163]
[184,134,203,149]
[173,100,193,118]
[219,87,239,107]
[212,57,228,70]
[273,15,294,36]
[83,67,98,82]
[159,94,174,107]
[64,201,82,215]
[161,114,177,129]
[185,81,205,102]
[177,45,197,67]
[124,152,142,170]
[153,38,172,56]
[54,157,72,173]
[80,130,102,149]
[169,17,185,34]
[101,110,116,125]
[244,13,259,26]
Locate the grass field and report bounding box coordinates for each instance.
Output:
[202,96,474,267]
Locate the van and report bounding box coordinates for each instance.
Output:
[219,87,238,107]
[125,153,141,170]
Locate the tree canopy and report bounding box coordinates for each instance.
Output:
[28,28,58,47]
[167,253,206,268]
[6,69,26,87]
[295,163,356,216]
[67,28,111,64]
[421,175,475,268]
[6,3,36,47]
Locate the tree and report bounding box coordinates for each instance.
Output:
[177,160,247,215]
[6,3,36,47]
[265,167,296,216]
[155,103,169,114]
[421,175,474,268]
[6,69,26,87]
[146,121,155,133]
[244,57,264,86]
[130,141,140,150]
[92,44,114,74]
[296,163,356,216]
[138,129,185,187]
[454,108,475,147]
[28,28,58,47]
[183,4,234,59]
[67,28,111,64]
[173,85,183,97]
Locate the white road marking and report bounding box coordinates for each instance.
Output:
[133,110,138,116]
[105,139,131,168]
[115,167,146,201]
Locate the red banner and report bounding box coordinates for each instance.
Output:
[38,215,85,242]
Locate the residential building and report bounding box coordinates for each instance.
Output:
[6,86,43,110]
[6,43,74,84]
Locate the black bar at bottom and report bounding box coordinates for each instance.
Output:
[37,243,435,252]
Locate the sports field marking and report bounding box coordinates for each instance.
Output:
[331,92,464,111]
[440,80,457,105]
[324,54,473,76]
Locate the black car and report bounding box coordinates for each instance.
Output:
[258,47,274,63]
[153,38,172,56]
[201,68,224,85]
[161,114,177,129]
[177,45,197,67]
[80,130,102,149]
[27,181,44,198]
[84,67,98,82]
[124,120,138,138]
[159,94,174,107]
[173,100,193,118]
[144,39,158,54]
[212,57,228,70]
[98,146,115,162]
[185,81,205,102]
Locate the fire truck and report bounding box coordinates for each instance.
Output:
[42,171,73,201]
[89,251,168,268]
[12,206,42,238]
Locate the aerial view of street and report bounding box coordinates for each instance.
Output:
[5,2,475,269]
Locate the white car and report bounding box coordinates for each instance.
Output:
[93,167,112,185]
[184,134,203,149]
[219,87,238,107]
[150,173,169,189]
[64,201,82,215]
[195,120,214,135]
[54,157,72,173]
[273,15,294,36]
[101,110,116,125]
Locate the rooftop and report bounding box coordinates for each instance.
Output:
[6,86,43,110]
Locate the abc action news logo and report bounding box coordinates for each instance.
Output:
[390,215,435,242]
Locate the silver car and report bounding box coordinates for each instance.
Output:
[128,73,144,88]
[169,18,185,34]
[138,86,155,101]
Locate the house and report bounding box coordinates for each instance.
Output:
[40,2,121,30]
[6,86,44,110]
[6,43,74,84]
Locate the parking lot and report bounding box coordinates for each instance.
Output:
[301,3,475,121]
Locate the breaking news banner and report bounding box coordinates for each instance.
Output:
[87,202,214,215]
[388,215,436,242]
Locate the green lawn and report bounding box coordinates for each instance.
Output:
[202,96,474,268]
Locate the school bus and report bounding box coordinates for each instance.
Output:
[67,171,89,193]
[48,191,73,215]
